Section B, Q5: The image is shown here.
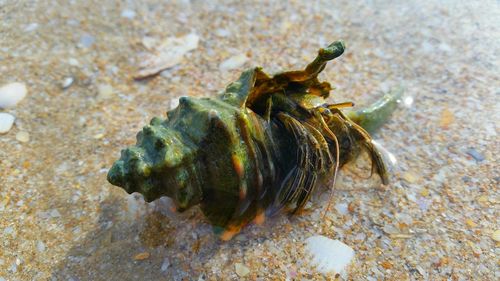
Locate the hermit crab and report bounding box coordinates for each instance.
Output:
[108,41,401,240]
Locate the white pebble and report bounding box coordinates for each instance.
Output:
[234,263,250,277]
[215,28,231,37]
[62,77,74,89]
[335,203,349,215]
[24,23,39,32]
[4,226,14,236]
[68,58,80,66]
[36,240,46,252]
[0,113,15,134]
[50,209,61,218]
[121,9,136,19]
[15,131,30,142]
[305,235,355,276]
[0,82,27,108]
[219,54,249,71]
[161,258,170,272]
[97,84,114,100]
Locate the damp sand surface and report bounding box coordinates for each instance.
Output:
[1,1,499,280]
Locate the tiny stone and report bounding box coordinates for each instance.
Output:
[439,108,454,128]
[79,33,95,48]
[420,188,429,197]
[36,240,46,252]
[4,226,14,236]
[50,209,61,218]
[465,219,477,228]
[16,131,30,143]
[9,262,16,273]
[68,58,80,66]
[305,235,355,276]
[93,133,104,139]
[234,263,250,277]
[133,252,150,260]
[161,258,170,272]
[466,148,485,162]
[61,77,74,89]
[219,54,249,71]
[24,23,39,32]
[335,203,349,215]
[0,113,15,134]
[402,172,418,183]
[215,28,231,37]
[121,9,136,19]
[97,84,114,100]
[492,230,500,242]
[0,82,27,108]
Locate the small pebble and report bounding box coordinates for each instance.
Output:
[50,209,61,218]
[0,82,27,108]
[61,77,74,89]
[161,258,170,272]
[4,226,14,236]
[492,230,500,242]
[79,33,95,48]
[121,9,136,19]
[133,252,150,261]
[93,133,104,139]
[16,131,30,142]
[215,28,231,37]
[97,84,114,100]
[36,240,46,252]
[234,263,250,277]
[24,23,39,32]
[381,261,393,269]
[466,148,485,162]
[219,54,249,71]
[68,58,80,66]
[0,113,15,134]
[439,108,454,128]
[420,188,429,197]
[465,219,477,228]
[305,235,355,276]
[335,203,349,215]
[402,172,418,183]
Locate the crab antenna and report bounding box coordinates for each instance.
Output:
[327,101,354,109]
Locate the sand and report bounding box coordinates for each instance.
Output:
[1,0,498,280]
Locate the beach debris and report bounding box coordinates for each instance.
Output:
[219,54,249,71]
[61,77,74,89]
[0,82,27,108]
[135,33,200,79]
[305,235,355,276]
[15,131,30,143]
[97,84,114,100]
[133,252,150,261]
[0,113,15,134]
[439,108,454,128]
[492,230,500,242]
[234,263,250,277]
[121,9,136,19]
[466,148,485,162]
[79,33,95,48]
